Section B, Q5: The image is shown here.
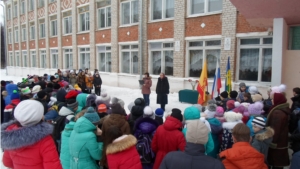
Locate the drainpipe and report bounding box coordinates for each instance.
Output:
[138,0,143,81]
[0,3,7,75]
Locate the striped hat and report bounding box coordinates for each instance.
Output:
[252,116,265,129]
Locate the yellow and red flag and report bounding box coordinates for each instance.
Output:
[197,60,208,105]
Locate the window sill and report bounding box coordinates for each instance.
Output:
[63,34,72,36]
[119,23,139,28]
[148,18,174,24]
[39,38,46,39]
[97,27,111,31]
[187,11,222,18]
[118,73,139,77]
[77,31,90,35]
[50,36,58,38]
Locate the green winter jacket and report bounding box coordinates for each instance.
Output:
[60,121,75,169]
[76,93,88,114]
[182,107,214,156]
[69,117,103,169]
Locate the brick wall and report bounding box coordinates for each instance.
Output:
[14,43,19,50]
[49,37,58,47]
[147,21,174,40]
[21,42,26,50]
[237,13,267,33]
[118,26,139,42]
[62,35,72,46]
[8,44,12,51]
[29,40,35,49]
[38,39,46,48]
[186,14,222,37]
[76,33,90,45]
[95,29,111,44]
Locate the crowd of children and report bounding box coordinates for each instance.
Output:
[1,70,300,169]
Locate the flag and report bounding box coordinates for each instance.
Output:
[211,60,222,99]
[197,60,208,105]
[225,56,232,93]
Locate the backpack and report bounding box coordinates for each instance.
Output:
[135,132,155,164]
[52,115,68,153]
[49,102,64,112]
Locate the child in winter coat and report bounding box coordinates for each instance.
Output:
[3,90,20,123]
[85,73,94,94]
[251,116,274,164]
[243,92,254,104]
[246,102,265,137]
[237,82,247,102]
[204,103,222,158]
[106,126,142,169]
[215,106,226,123]
[226,100,235,111]
[93,73,102,96]
[154,108,164,125]
[220,111,243,151]
[151,109,186,169]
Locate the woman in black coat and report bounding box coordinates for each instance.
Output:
[93,73,102,96]
[156,73,169,111]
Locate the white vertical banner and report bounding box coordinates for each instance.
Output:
[175,40,180,51]
[224,37,231,50]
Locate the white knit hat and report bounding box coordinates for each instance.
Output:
[224,111,243,122]
[14,100,44,126]
[248,86,258,95]
[234,101,241,108]
[186,120,209,145]
[143,106,155,119]
[31,85,41,94]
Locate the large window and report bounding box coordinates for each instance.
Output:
[22,51,28,67]
[39,20,45,38]
[63,11,72,34]
[150,42,174,75]
[121,0,139,25]
[15,52,20,67]
[151,0,174,20]
[289,26,300,50]
[97,46,111,72]
[40,50,47,68]
[64,49,73,69]
[97,2,111,29]
[38,0,45,7]
[50,18,58,36]
[13,4,18,18]
[30,24,35,40]
[22,26,26,41]
[29,0,34,11]
[187,40,221,77]
[51,49,58,69]
[31,51,36,67]
[238,37,273,82]
[21,1,26,14]
[14,28,19,43]
[9,52,13,66]
[79,48,90,69]
[7,7,11,20]
[78,6,90,32]
[8,31,12,44]
[120,44,139,74]
[189,0,222,16]
[49,0,56,3]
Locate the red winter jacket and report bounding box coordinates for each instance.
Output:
[106,135,142,169]
[151,116,186,169]
[2,121,62,169]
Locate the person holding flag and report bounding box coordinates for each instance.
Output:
[197,60,208,105]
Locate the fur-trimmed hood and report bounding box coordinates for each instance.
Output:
[106,135,137,155]
[1,121,53,150]
[255,127,274,141]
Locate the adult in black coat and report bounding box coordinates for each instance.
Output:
[93,73,102,96]
[156,73,169,111]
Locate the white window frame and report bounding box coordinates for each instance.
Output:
[119,44,139,74]
[64,49,73,69]
[7,7,11,20]
[149,42,174,76]
[31,51,37,67]
[21,1,26,14]
[51,49,58,69]
[63,16,72,35]
[97,6,111,29]
[50,20,58,36]
[9,52,13,66]
[22,27,26,41]
[14,27,19,43]
[13,4,18,18]
[15,52,20,67]
[236,37,273,83]
[186,38,222,78]
[78,11,90,32]
[150,0,174,21]
[120,0,139,26]
[30,25,35,40]
[187,0,223,17]
[78,47,90,69]
[22,51,28,67]
[97,45,112,72]
[29,0,34,11]
[8,31,12,44]
[39,23,45,38]
[40,50,47,68]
